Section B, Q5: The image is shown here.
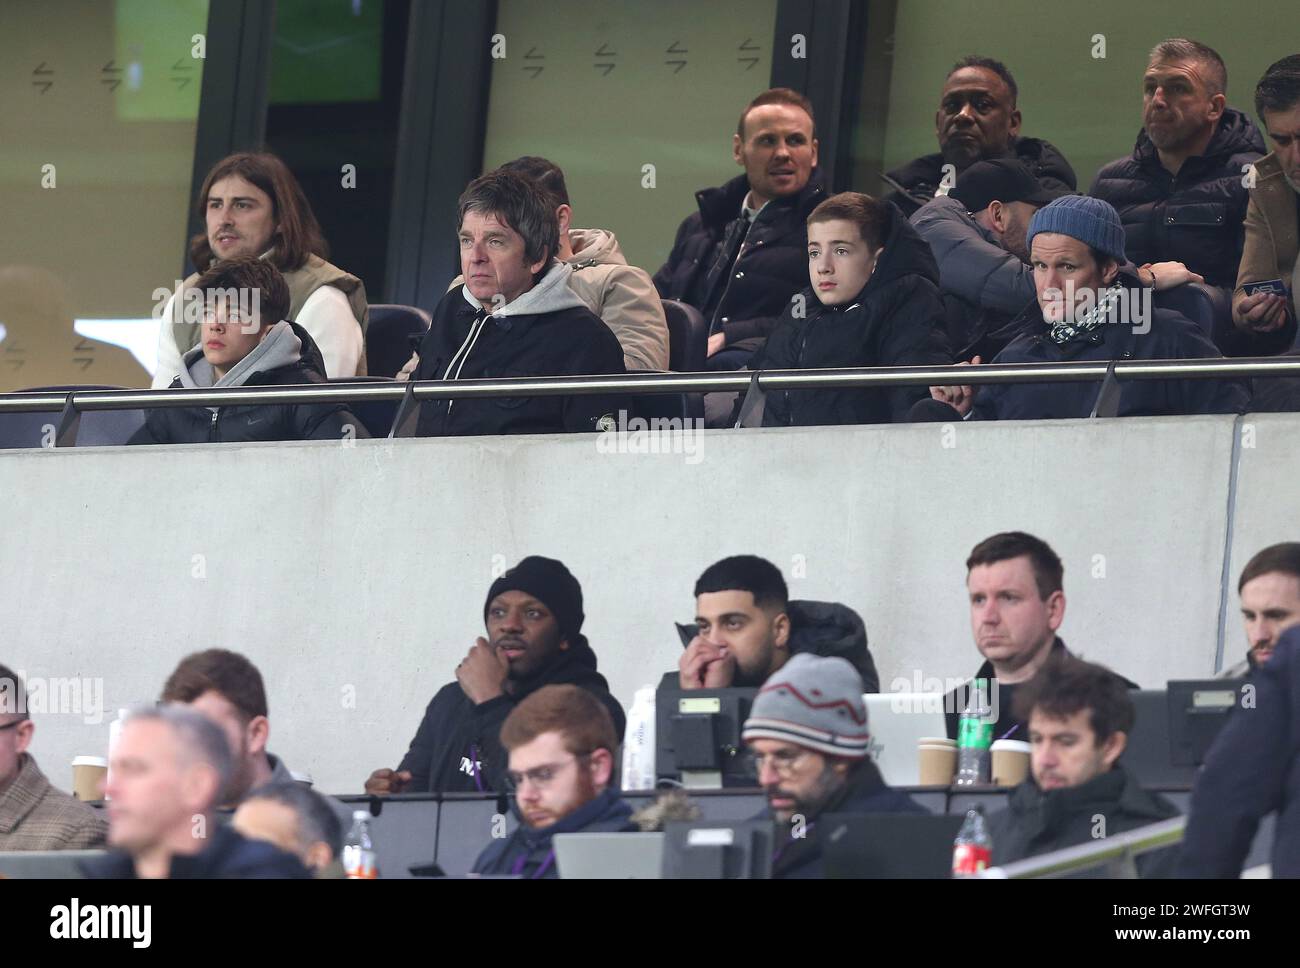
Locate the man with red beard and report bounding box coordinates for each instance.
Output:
[471,685,632,878]
[365,557,625,794]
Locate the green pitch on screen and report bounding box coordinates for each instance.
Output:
[268,0,383,104]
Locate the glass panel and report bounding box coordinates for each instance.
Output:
[0,0,209,388]
[483,0,780,274]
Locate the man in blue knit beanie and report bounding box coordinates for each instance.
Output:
[928,194,1249,419]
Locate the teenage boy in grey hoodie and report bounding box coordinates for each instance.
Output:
[130,256,366,444]
[411,170,626,437]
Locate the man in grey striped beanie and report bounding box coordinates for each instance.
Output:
[742,653,926,878]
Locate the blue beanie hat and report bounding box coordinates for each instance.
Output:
[1026,195,1126,263]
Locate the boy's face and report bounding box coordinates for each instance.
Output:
[202,297,269,372]
[806,218,880,306]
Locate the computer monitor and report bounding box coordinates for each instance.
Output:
[1167,678,1246,766]
[821,814,964,878]
[554,832,664,879]
[863,693,949,785]
[654,686,758,788]
[661,820,774,878]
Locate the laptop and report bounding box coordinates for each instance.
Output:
[0,850,105,879]
[821,814,964,878]
[863,693,950,785]
[553,832,664,879]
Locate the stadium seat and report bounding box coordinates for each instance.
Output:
[365,304,432,378]
[0,385,143,449]
[662,299,708,373]
[1152,282,1230,338]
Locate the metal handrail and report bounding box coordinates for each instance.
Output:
[0,356,1298,414]
[978,816,1186,879]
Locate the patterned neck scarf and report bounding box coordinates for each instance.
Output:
[1045,283,1124,345]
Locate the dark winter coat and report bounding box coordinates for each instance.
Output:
[987,766,1179,877]
[1090,108,1266,288]
[1179,626,1300,878]
[129,321,367,444]
[970,270,1249,420]
[412,264,626,436]
[653,171,827,354]
[883,137,1077,219]
[750,201,952,425]
[767,758,929,878]
[81,822,310,878]
[471,788,635,878]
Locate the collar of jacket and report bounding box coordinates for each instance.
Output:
[1131,107,1264,169]
[506,633,602,699]
[695,170,827,232]
[974,636,1070,684]
[0,753,51,833]
[514,788,628,848]
[88,814,241,877]
[1008,764,1166,829]
[1008,267,1146,345]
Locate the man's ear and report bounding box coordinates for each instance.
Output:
[589,748,614,789]
[556,204,573,237]
[733,132,744,166]
[305,842,333,872]
[1008,107,1023,141]
[810,137,819,171]
[246,714,270,757]
[773,610,791,650]
[1207,93,1227,123]
[1047,590,1066,631]
[1101,260,1120,287]
[558,635,570,652]
[987,199,1007,232]
[1100,730,1127,770]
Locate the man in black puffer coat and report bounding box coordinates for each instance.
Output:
[653,88,827,368]
[131,256,366,444]
[1090,40,1266,289]
[882,56,1076,219]
[749,192,951,427]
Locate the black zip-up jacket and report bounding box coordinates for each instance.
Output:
[412,269,625,436]
[943,638,1140,742]
[395,634,626,793]
[128,322,367,444]
[883,136,1077,219]
[652,171,827,353]
[1179,627,1300,878]
[970,270,1250,420]
[750,201,952,425]
[988,767,1179,877]
[1090,108,1266,289]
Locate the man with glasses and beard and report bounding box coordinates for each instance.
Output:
[471,685,633,878]
[742,654,926,878]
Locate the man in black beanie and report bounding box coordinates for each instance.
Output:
[364,557,626,794]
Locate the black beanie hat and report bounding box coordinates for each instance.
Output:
[483,556,585,643]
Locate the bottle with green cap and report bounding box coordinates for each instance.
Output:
[954,678,993,786]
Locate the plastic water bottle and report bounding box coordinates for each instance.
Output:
[955,678,993,786]
[620,685,657,791]
[952,804,993,876]
[343,810,379,879]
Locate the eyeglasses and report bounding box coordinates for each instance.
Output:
[504,752,591,793]
[0,719,29,732]
[742,748,813,779]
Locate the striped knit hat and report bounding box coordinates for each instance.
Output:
[742,653,869,759]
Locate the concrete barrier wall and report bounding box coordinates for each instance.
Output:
[0,412,1268,794]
